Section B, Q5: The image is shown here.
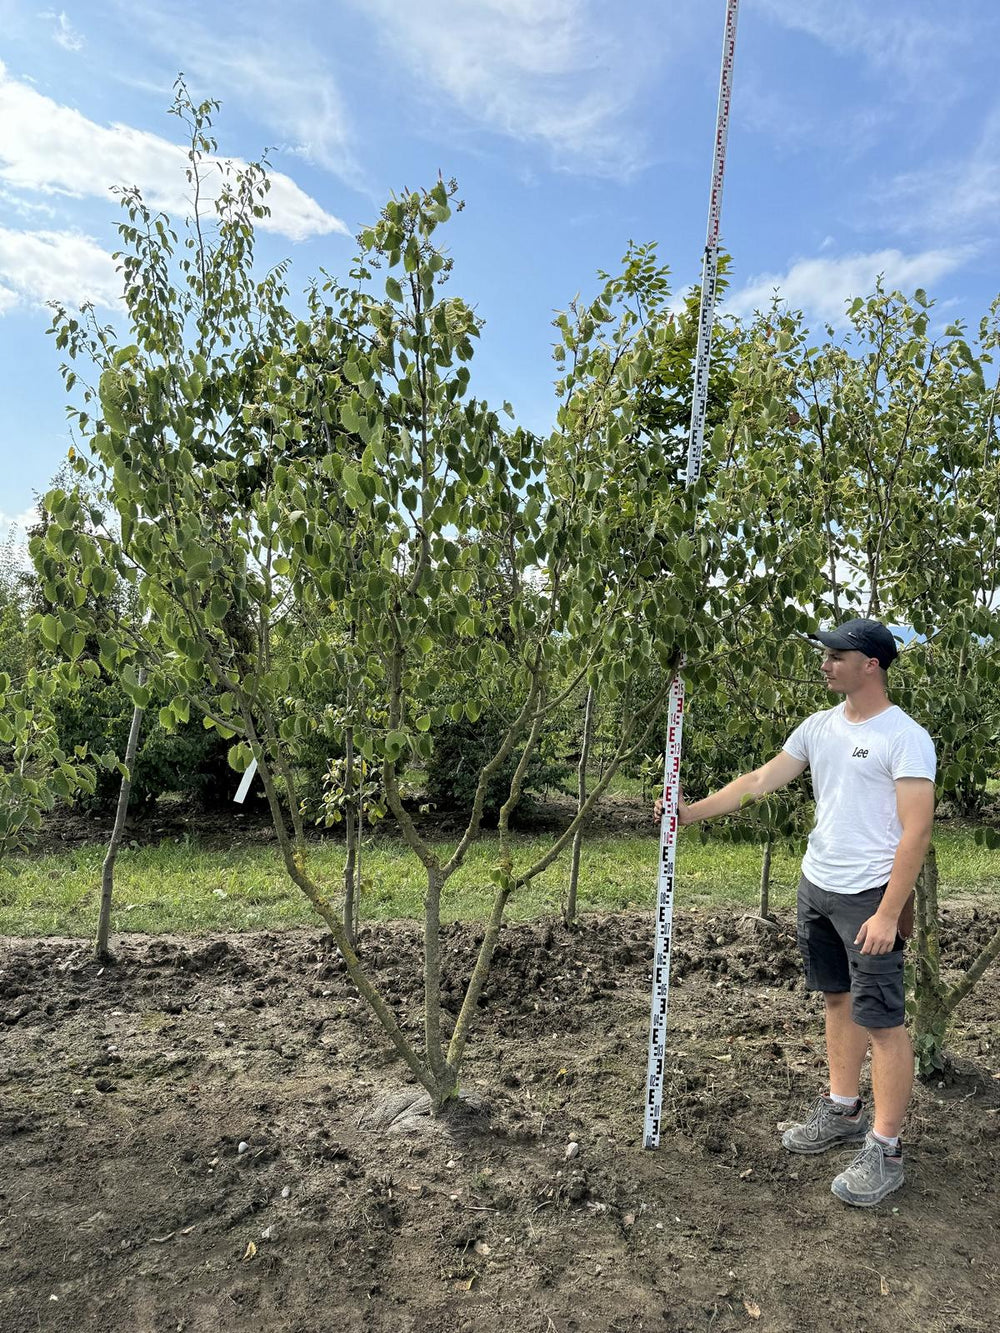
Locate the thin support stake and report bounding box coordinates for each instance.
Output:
[643,0,741,1151]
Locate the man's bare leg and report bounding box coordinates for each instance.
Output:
[867,1025,913,1139]
[781,993,870,1154]
[824,991,869,1098]
[830,1023,911,1205]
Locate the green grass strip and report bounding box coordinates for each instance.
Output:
[0,825,995,939]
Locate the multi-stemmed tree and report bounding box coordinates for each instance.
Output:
[34,90,818,1111]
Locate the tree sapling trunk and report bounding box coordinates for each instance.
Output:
[95,668,146,961]
[564,685,595,926]
[343,726,358,947]
[913,844,1000,1075]
[758,834,773,921]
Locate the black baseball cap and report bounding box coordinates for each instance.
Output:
[809,618,899,669]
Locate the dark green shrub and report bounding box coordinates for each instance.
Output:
[52,669,234,811]
[423,701,570,814]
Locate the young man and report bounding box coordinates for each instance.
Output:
[655,618,935,1206]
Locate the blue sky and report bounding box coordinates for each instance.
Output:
[2,0,998,544]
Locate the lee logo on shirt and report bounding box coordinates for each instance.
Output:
[851,746,869,759]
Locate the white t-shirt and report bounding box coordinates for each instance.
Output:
[782,702,936,894]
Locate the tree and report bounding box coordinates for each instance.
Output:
[732,283,1000,1069]
[0,664,95,855]
[34,87,821,1114]
[0,517,95,852]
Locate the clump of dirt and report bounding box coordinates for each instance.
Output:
[1,908,998,1332]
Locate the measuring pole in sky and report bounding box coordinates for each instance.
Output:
[643,0,741,1150]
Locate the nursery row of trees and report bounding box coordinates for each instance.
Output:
[4,87,1000,1102]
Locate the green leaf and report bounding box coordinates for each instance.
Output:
[227,742,253,773]
[385,729,408,760]
[98,370,128,434]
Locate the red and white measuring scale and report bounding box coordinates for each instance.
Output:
[643,0,741,1150]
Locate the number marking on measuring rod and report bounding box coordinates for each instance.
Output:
[643,672,684,1144]
[644,0,741,1151]
[686,0,740,489]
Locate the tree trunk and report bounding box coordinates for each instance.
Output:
[242,676,672,1115]
[353,801,363,944]
[564,685,596,926]
[240,704,448,1103]
[95,669,146,962]
[343,726,358,948]
[911,845,1000,1076]
[423,864,447,1082]
[758,834,773,921]
[913,846,950,1074]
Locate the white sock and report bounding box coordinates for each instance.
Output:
[828,1092,860,1108]
[873,1130,900,1151]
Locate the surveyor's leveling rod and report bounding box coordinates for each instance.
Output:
[643,0,740,1151]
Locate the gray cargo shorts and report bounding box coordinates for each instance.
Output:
[796,874,906,1029]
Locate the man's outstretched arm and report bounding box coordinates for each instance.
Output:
[655,751,808,825]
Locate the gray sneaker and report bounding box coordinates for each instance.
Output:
[781,1095,869,1154]
[831,1132,904,1207]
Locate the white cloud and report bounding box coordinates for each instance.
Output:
[0,225,121,310]
[878,104,1000,241]
[355,0,653,177]
[737,68,885,164]
[0,184,58,220]
[195,46,357,179]
[0,61,349,242]
[120,7,364,189]
[0,505,41,571]
[0,505,41,536]
[727,247,973,325]
[754,0,973,90]
[46,10,85,52]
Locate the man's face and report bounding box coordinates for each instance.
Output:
[820,648,876,692]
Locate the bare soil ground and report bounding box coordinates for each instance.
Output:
[1,908,998,1333]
